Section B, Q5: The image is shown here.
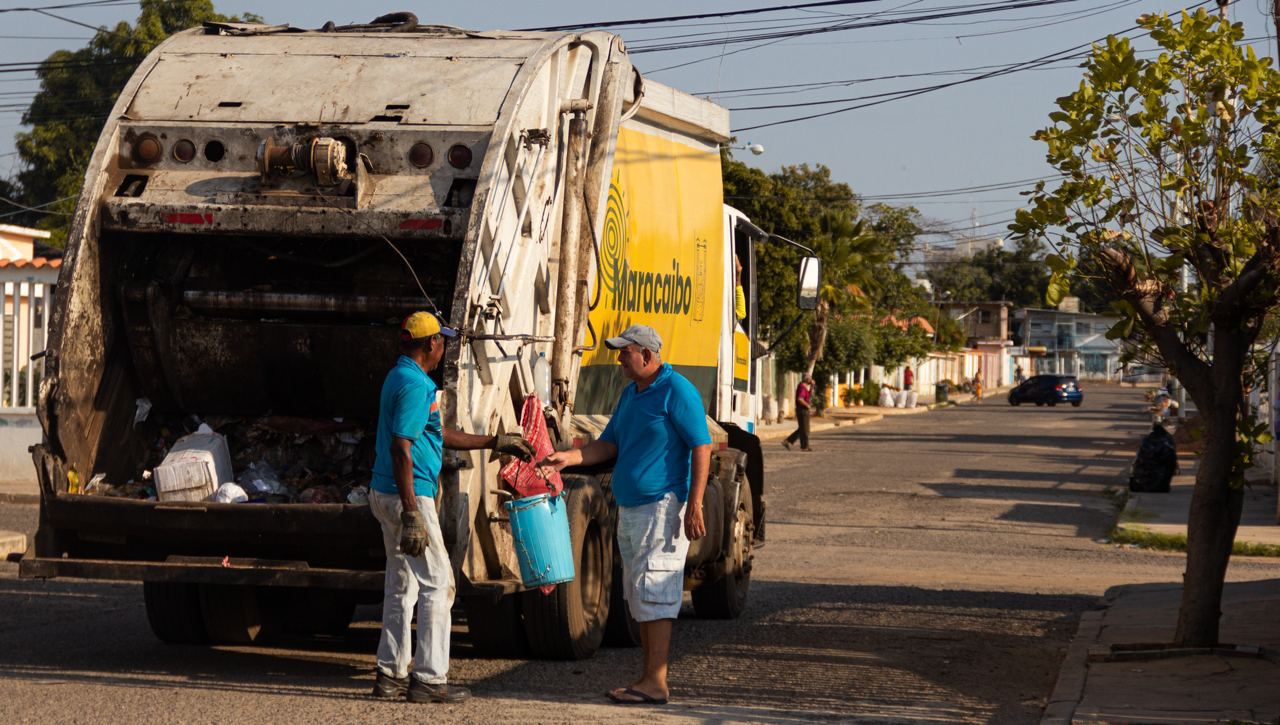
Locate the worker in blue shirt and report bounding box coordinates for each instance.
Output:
[369,311,534,704]
[539,323,712,707]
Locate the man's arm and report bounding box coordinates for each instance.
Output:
[391,436,418,512]
[443,429,535,460]
[538,439,618,474]
[391,436,427,557]
[683,443,712,540]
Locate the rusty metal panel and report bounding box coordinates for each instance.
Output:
[128,54,523,126]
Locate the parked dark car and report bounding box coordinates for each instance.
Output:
[1007,374,1083,407]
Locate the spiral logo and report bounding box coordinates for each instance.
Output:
[601,179,629,304]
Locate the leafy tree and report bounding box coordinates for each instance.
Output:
[802,212,893,376]
[723,157,922,379]
[1012,9,1280,646]
[925,236,1050,308]
[13,0,255,246]
[873,320,934,370]
[776,315,876,412]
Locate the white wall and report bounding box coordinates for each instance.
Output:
[0,414,39,483]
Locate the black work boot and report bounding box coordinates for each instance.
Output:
[408,679,472,704]
[371,670,409,699]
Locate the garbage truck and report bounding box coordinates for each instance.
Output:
[20,14,820,659]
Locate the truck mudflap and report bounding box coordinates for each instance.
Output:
[19,553,384,590]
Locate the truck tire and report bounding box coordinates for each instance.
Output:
[691,473,753,619]
[199,584,266,644]
[521,475,612,659]
[143,582,209,645]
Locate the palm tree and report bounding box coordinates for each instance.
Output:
[804,212,892,377]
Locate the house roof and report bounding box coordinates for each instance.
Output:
[0,257,62,269]
[0,224,52,239]
[879,314,935,334]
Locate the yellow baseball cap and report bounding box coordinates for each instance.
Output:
[401,311,457,341]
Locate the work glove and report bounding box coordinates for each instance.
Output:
[399,509,427,557]
[494,433,536,462]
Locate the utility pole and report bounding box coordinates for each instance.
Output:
[1274,0,1280,59]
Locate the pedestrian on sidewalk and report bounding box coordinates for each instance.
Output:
[538,324,712,707]
[369,312,535,704]
[903,365,914,391]
[972,373,983,403]
[783,375,814,451]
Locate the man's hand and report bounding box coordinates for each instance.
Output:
[494,433,536,461]
[399,509,427,557]
[684,502,706,540]
[537,450,577,478]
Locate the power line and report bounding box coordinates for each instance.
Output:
[730,0,1236,132]
[519,0,887,32]
[629,0,1090,53]
[0,0,133,13]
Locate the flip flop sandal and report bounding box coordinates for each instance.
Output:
[606,687,668,705]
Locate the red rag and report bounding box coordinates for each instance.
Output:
[500,395,563,498]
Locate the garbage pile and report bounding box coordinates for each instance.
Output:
[80,410,375,505]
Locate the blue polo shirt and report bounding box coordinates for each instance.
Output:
[371,356,444,498]
[599,363,712,507]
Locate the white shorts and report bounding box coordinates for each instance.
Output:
[617,492,689,622]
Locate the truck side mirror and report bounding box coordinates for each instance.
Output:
[797,256,821,310]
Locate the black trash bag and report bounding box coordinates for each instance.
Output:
[1129,423,1177,493]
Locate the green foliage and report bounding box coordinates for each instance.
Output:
[1013,9,1280,492]
[13,0,256,245]
[775,315,875,384]
[859,379,882,405]
[873,321,933,369]
[723,155,936,377]
[925,236,1051,308]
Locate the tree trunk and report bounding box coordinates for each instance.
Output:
[806,298,829,377]
[1173,334,1247,647]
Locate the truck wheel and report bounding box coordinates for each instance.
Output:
[199,584,266,644]
[602,540,641,647]
[692,474,753,619]
[143,582,209,644]
[521,475,612,659]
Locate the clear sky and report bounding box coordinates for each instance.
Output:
[1,1,1274,255]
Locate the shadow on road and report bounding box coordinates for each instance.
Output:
[0,572,1090,723]
[462,580,1093,724]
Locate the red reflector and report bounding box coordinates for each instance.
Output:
[399,218,444,231]
[165,213,213,225]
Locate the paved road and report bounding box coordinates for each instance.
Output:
[2,384,1278,723]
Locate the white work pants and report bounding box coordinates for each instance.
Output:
[370,491,455,684]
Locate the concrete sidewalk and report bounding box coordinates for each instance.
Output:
[1117,458,1280,547]
[1044,578,1280,724]
[1046,449,1280,722]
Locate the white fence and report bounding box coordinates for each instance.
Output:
[1,280,52,412]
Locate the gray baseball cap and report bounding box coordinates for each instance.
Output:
[605,324,663,353]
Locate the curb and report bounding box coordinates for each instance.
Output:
[1042,604,1108,724]
[0,493,39,505]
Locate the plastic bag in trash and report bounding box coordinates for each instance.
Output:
[237,461,287,499]
[346,485,369,505]
[213,482,248,503]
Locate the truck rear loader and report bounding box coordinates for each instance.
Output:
[20,13,819,659]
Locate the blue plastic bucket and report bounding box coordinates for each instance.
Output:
[504,492,575,587]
